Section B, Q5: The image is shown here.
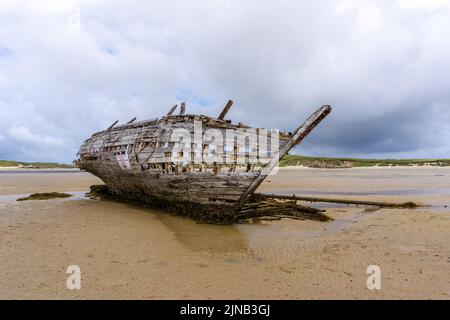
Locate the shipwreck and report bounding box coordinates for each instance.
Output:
[76,101,332,223]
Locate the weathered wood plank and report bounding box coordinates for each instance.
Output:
[218,99,233,120]
[256,193,419,208]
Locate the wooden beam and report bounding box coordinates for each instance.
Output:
[167,105,177,116]
[180,102,186,115]
[218,100,233,120]
[127,117,137,124]
[237,105,332,206]
[255,193,419,208]
[107,120,119,130]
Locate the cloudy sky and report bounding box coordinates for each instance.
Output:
[1,0,449,163]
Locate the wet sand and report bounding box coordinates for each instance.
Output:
[0,168,449,299]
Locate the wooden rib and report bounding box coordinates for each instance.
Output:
[218,100,233,120]
[107,120,119,130]
[237,105,332,206]
[167,105,177,116]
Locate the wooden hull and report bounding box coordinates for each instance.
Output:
[83,162,258,204]
[82,162,258,222]
[76,105,331,222]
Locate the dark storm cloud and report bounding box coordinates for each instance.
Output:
[302,103,450,158]
[0,0,450,162]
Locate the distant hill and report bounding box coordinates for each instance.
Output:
[2,156,449,169]
[279,155,450,168]
[0,160,75,169]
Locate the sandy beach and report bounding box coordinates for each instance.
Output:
[0,167,449,299]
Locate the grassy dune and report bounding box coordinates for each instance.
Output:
[279,155,450,168]
[0,160,75,169]
[2,157,449,169]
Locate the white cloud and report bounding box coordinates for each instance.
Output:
[0,0,450,162]
[398,0,449,10]
[8,126,65,147]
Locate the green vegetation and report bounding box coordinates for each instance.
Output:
[17,192,72,201]
[0,160,75,168]
[279,155,450,168]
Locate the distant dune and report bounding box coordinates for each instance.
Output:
[0,160,75,169]
[279,155,450,168]
[2,156,449,170]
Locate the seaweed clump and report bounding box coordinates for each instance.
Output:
[85,185,332,224]
[17,192,72,201]
[237,194,333,223]
[85,185,238,224]
[86,184,110,198]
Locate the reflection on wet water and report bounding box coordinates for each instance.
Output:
[0,189,249,254]
[1,167,448,258]
[313,207,381,236]
[157,213,249,253]
[0,194,28,202]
